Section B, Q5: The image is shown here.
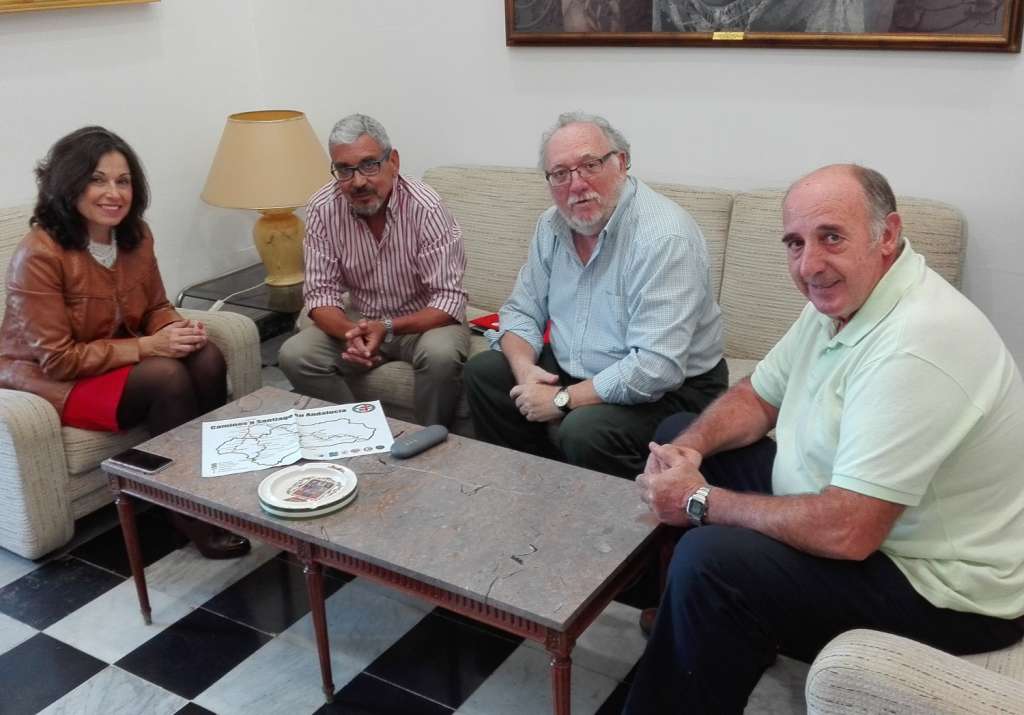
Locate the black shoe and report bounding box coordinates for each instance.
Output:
[168,512,251,559]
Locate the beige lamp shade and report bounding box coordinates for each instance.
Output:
[202,110,329,286]
[202,110,329,210]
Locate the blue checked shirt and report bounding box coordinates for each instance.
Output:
[488,177,723,405]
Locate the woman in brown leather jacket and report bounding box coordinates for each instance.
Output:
[0,126,248,559]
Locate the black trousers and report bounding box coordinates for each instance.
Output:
[623,413,1024,715]
[463,347,728,478]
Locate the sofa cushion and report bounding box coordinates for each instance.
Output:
[0,205,33,324]
[424,167,550,314]
[645,183,733,300]
[719,191,965,362]
[63,424,149,476]
[424,167,735,314]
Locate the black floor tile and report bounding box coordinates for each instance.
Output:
[0,556,124,629]
[174,703,219,715]
[432,606,525,644]
[70,507,188,577]
[0,633,106,715]
[366,611,519,709]
[116,607,271,700]
[202,555,345,634]
[317,673,452,715]
[275,550,356,585]
[595,677,632,715]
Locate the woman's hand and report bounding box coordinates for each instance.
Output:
[140,320,206,358]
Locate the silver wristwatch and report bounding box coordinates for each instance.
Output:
[382,317,394,343]
[685,486,711,527]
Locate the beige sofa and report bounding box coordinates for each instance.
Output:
[344,166,965,432]
[0,205,263,560]
[337,166,1022,712]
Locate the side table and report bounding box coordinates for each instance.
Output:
[176,263,303,345]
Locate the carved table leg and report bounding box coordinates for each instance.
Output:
[303,558,335,703]
[114,490,152,625]
[547,631,574,715]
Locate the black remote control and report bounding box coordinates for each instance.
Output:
[391,424,449,459]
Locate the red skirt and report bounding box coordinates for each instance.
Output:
[61,365,133,431]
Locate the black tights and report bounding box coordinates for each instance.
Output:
[116,343,227,435]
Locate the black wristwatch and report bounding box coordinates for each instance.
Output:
[685,486,711,527]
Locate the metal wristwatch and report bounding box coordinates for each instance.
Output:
[553,387,571,413]
[685,486,711,527]
[382,317,394,343]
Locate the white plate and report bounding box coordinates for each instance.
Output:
[259,486,359,519]
[257,463,357,511]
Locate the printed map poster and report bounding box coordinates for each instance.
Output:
[201,401,393,477]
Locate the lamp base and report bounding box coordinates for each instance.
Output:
[253,210,305,287]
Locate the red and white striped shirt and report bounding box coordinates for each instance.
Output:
[303,175,467,321]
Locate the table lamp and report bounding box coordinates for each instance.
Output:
[202,110,329,286]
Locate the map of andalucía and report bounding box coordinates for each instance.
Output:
[201,401,394,478]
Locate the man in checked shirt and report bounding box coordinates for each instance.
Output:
[463,111,727,478]
[278,114,469,427]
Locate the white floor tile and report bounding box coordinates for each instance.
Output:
[44,579,195,663]
[523,600,646,682]
[142,538,277,606]
[0,548,39,589]
[746,655,808,714]
[0,612,36,654]
[279,577,429,682]
[38,665,186,715]
[348,574,434,614]
[194,633,338,715]
[456,642,617,715]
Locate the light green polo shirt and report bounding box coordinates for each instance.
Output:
[752,240,1024,619]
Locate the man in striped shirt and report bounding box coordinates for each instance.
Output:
[278,114,469,427]
[463,112,727,479]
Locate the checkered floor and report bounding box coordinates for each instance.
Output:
[0,365,807,714]
[0,506,811,715]
[0,504,655,715]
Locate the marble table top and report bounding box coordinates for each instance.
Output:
[103,386,660,631]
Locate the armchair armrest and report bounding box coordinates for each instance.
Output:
[180,308,262,399]
[0,388,73,559]
[806,629,1024,714]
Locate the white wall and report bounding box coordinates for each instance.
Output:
[0,0,265,295]
[2,1,1022,359]
[249,0,1024,359]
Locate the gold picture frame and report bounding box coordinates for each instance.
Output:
[506,0,1024,52]
[0,0,157,14]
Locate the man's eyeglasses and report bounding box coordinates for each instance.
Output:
[545,151,619,187]
[331,153,390,182]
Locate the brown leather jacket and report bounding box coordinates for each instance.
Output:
[0,225,181,415]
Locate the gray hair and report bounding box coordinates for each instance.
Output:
[328,113,392,155]
[538,111,631,169]
[849,165,897,240]
[786,163,897,241]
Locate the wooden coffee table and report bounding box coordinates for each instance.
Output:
[103,386,662,714]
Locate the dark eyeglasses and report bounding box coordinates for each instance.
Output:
[331,152,390,181]
[545,150,618,187]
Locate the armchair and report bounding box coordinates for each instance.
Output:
[0,205,262,559]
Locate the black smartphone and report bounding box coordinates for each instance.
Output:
[108,448,173,474]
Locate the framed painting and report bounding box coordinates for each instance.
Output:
[0,0,156,14]
[506,0,1024,52]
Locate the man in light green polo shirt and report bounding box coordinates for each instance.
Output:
[623,164,1024,715]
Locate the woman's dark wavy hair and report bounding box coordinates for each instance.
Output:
[31,126,150,250]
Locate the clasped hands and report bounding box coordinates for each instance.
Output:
[636,442,709,527]
[341,319,387,367]
[142,320,208,358]
[509,365,564,422]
